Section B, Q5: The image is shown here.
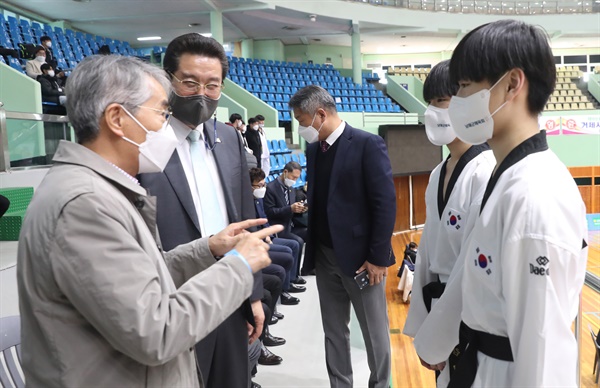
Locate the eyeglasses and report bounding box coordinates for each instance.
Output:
[136,105,172,120]
[170,73,223,97]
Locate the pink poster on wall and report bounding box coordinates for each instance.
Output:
[538,116,562,135]
[562,116,600,135]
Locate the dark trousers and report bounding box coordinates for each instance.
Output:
[273,237,300,282]
[268,244,294,290]
[279,230,305,276]
[195,308,249,388]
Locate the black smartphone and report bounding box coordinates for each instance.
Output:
[354,270,369,290]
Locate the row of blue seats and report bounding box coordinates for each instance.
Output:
[230,66,339,77]
[229,56,333,69]
[268,152,307,169]
[267,139,290,155]
[339,103,401,113]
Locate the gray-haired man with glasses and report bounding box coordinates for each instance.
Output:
[138,33,263,388]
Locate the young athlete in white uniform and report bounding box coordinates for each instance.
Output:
[403,60,495,388]
[414,19,588,387]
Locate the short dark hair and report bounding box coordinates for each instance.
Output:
[163,33,229,81]
[284,161,301,173]
[249,167,266,183]
[229,113,242,123]
[409,242,418,249]
[248,118,257,125]
[40,63,52,72]
[449,19,555,115]
[40,36,51,43]
[423,60,457,103]
[35,45,45,54]
[255,115,265,121]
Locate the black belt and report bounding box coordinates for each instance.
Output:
[448,321,513,388]
[422,280,446,313]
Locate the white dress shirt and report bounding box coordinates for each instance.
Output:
[171,117,229,236]
[323,120,346,146]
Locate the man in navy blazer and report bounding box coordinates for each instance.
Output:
[138,34,263,388]
[290,85,396,388]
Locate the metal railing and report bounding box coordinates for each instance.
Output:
[0,102,71,173]
[350,0,599,14]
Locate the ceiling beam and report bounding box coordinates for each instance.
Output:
[242,10,351,33]
[78,11,211,22]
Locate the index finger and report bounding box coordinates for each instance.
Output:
[229,218,268,232]
[251,225,283,240]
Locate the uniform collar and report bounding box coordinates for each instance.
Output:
[52,140,147,197]
[480,131,548,214]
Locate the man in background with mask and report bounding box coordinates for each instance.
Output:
[289,85,396,388]
[138,33,264,388]
[255,114,271,176]
[402,60,495,388]
[413,20,587,387]
[246,117,263,169]
[25,45,46,79]
[17,55,280,387]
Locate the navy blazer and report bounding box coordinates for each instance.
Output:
[139,118,263,302]
[304,123,396,277]
[263,179,296,235]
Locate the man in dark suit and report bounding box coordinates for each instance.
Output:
[264,161,308,285]
[289,85,396,388]
[138,33,263,388]
[245,117,262,168]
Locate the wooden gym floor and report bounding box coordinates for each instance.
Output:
[386,230,600,388]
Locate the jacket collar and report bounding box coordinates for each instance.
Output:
[52,140,147,197]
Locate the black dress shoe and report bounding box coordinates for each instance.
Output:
[287,284,306,293]
[251,381,262,388]
[263,332,286,346]
[269,315,278,325]
[280,292,300,305]
[273,311,284,320]
[291,276,306,285]
[258,346,282,365]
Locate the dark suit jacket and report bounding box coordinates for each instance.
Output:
[245,128,262,165]
[138,118,263,302]
[264,179,295,235]
[304,123,396,277]
[38,74,64,104]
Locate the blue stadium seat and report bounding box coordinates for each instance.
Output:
[282,112,291,121]
[279,139,290,154]
[284,154,292,164]
[276,154,286,170]
[365,105,373,112]
[298,153,307,168]
[8,58,24,73]
[269,155,280,172]
[291,154,300,164]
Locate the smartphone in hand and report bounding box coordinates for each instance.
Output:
[354,270,369,290]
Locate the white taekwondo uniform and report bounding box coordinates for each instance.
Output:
[404,144,495,387]
[415,131,588,387]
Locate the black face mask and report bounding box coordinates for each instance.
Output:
[169,91,220,128]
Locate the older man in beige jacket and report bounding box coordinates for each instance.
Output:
[17,55,281,387]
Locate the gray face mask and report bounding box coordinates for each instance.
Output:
[170,91,220,128]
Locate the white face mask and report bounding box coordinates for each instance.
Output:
[258,123,264,129]
[252,125,259,131]
[253,187,266,199]
[120,106,178,174]
[424,105,456,146]
[46,42,52,48]
[35,56,46,63]
[47,70,55,77]
[448,73,509,145]
[284,178,296,187]
[298,113,325,144]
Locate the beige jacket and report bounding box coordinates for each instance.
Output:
[25,59,43,79]
[17,141,254,387]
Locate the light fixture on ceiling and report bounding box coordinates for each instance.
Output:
[309,14,317,22]
[137,36,161,41]
[189,23,201,28]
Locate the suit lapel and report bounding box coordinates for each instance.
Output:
[205,119,240,222]
[163,150,201,233]
[328,124,352,200]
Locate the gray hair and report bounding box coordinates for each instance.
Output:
[283,161,302,173]
[66,55,171,144]
[288,85,337,115]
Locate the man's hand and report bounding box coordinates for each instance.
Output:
[209,219,268,257]
[356,260,387,286]
[419,356,446,372]
[291,202,304,213]
[233,224,282,273]
[265,235,273,244]
[248,300,264,344]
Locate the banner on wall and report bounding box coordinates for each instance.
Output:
[538,115,600,136]
[538,116,561,135]
[562,115,600,135]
